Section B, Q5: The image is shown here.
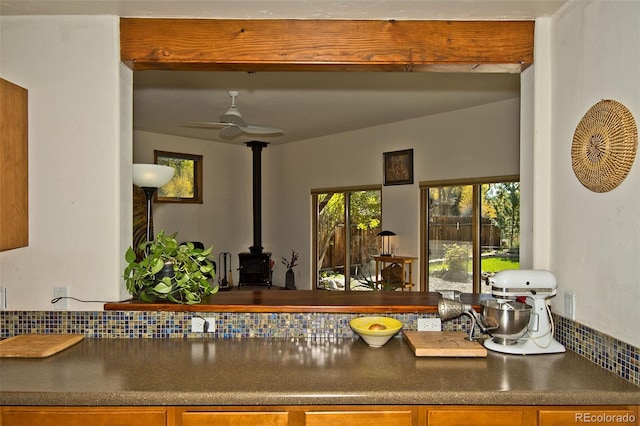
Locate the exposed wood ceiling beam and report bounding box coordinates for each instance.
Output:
[120,19,534,73]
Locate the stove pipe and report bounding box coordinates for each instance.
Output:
[246,141,268,254]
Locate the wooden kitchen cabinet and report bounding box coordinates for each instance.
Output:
[426,407,532,426]
[305,410,413,426]
[0,406,170,426]
[0,78,29,252]
[538,406,639,426]
[182,411,289,426]
[178,406,416,426]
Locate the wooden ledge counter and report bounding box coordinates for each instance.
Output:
[104,290,483,313]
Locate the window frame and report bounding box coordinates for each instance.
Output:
[419,175,519,293]
[154,150,203,204]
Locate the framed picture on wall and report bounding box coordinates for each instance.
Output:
[383,149,414,186]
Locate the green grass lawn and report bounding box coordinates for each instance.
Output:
[481,257,520,272]
[429,256,519,274]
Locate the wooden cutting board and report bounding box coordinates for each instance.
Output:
[403,331,487,357]
[0,334,84,358]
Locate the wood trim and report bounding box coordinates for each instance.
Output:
[472,185,481,293]
[0,407,171,426]
[419,175,520,188]
[104,290,485,313]
[419,187,428,292]
[120,19,534,72]
[311,184,382,195]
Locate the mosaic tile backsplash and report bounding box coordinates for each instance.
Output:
[0,310,637,387]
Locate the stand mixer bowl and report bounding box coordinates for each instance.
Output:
[481,300,531,344]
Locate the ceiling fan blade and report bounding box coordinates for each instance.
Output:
[180,121,228,129]
[239,124,285,135]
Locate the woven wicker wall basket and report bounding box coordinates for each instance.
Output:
[571,100,638,193]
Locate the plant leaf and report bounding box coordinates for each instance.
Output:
[150,258,165,275]
[125,247,137,263]
[153,282,172,294]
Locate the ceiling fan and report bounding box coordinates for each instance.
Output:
[182,90,284,138]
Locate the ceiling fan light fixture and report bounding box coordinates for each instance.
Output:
[220,106,247,126]
[220,125,243,138]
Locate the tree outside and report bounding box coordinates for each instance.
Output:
[157,157,195,198]
[485,182,520,249]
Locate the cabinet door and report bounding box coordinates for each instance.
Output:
[0,78,29,251]
[1,407,167,426]
[182,411,289,426]
[427,409,525,426]
[305,410,412,426]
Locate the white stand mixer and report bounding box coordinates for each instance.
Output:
[484,269,565,355]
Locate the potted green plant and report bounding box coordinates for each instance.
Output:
[123,231,217,304]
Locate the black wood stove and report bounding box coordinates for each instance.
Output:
[238,141,272,288]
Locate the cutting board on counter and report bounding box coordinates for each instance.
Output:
[0,334,83,358]
[403,331,487,357]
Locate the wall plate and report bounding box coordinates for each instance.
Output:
[417,318,442,331]
[191,317,216,333]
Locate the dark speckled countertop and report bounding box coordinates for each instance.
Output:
[0,337,638,406]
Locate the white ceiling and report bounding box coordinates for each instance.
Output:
[1,0,568,145]
[134,71,521,145]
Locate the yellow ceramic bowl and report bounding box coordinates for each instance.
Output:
[349,316,403,347]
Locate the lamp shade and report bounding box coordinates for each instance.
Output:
[377,230,396,237]
[132,164,175,188]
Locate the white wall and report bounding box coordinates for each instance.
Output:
[0,16,129,310]
[540,0,640,346]
[134,131,254,266]
[140,99,521,289]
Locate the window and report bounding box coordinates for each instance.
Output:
[154,150,203,204]
[312,186,382,291]
[420,176,520,293]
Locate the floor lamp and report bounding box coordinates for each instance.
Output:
[132,164,175,245]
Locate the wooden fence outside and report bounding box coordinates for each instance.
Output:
[320,226,379,270]
[320,217,501,270]
[428,216,501,260]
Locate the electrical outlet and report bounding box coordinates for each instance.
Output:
[564,292,576,320]
[417,318,442,331]
[0,287,6,310]
[191,317,216,333]
[53,286,69,310]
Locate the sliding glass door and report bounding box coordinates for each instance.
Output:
[313,187,381,291]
